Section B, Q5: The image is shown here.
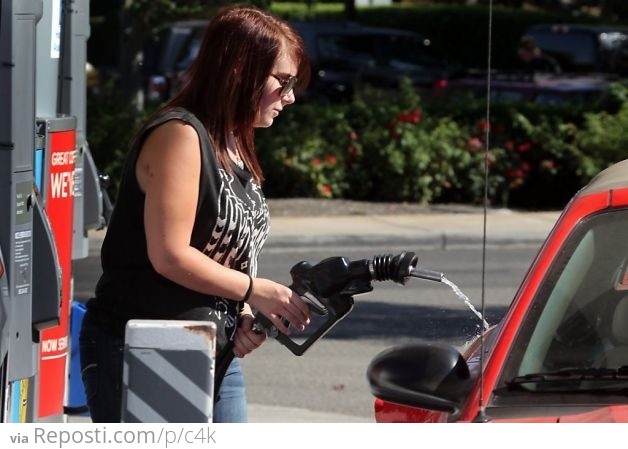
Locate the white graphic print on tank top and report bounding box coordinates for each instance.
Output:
[202,169,269,338]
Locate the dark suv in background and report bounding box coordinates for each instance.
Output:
[142,20,454,104]
[289,21,454,102]
[524,23,628,75]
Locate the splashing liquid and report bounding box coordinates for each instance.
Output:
[410,267,490,331]
[441,276,490,331]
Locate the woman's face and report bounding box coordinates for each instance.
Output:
[254,52,298,128]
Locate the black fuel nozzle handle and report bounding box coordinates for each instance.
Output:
[251,257,364,354]
[251,261,324,338]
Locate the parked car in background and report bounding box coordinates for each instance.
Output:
[523,23,628,76]
[368,158,628,422]
[142,20,206,104]
[289,21,454,102]
[141,20,454,104]
[444,70,612,107]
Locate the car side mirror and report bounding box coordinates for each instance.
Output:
[367,342,472,416]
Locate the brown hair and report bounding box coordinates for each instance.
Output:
[167,5,310,183]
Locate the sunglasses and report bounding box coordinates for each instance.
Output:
[271,74,299,97]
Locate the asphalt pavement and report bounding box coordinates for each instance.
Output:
[82,203,561,423]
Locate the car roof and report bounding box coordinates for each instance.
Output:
[289,20,423,41]
[580,159,628,196]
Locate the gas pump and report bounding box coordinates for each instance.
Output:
[0,0,106,422]
[0,0,45,423]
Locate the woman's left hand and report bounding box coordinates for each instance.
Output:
[233,314,266,358]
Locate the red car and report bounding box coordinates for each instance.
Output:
[368,158,628,423]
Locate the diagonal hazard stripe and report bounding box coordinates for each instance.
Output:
[123,349,212,422]
[123,389,168,423]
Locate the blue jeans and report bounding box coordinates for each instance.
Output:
[79,309,247,423]
[213,357,247,423]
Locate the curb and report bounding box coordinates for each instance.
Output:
[88,230,550,253]
[264,233,548,250]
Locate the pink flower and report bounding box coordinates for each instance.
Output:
[319,184,332,197]
[506,168,525,180]
[517,142,532,153]
[397,109,422,124]
[467,137,483,153]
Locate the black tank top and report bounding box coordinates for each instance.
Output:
[90,107,270,357]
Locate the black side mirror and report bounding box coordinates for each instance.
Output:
[367,341,472,417]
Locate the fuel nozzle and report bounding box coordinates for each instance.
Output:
[410,266,444,283]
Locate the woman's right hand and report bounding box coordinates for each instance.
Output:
[246,278,311,335]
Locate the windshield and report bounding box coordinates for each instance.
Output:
[496,208,628,401]
[531,30,597,68]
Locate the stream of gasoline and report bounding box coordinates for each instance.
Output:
[442,276,490,331]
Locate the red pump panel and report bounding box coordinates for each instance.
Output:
[38,128,76,418]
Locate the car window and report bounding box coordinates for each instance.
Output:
[378,34,442,68]
[157,27,197,72]
[175,35,201,71]
[317,34,376,67]
[530,30,597,68]
[496,209,628,399]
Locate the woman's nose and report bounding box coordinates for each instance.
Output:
[282,89,296,105]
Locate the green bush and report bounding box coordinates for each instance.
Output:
[575,84,628,167]
[258,81,484,204]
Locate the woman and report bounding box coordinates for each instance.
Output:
[79,5,312,423]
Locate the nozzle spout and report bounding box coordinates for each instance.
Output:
[410,267,444,283]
